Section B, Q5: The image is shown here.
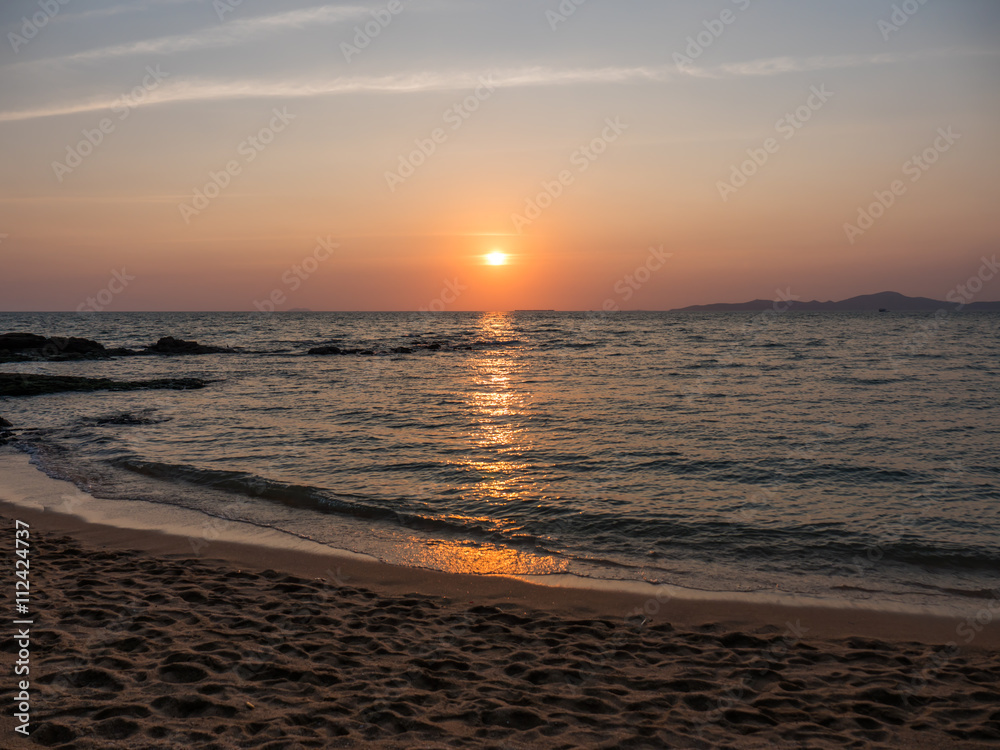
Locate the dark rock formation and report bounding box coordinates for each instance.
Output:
[307,345,374,356]
[0,373,210,398]
[308,341,454,356]
[0,415,12,445]
[143,337,234,355]
[85,413,165,426]
[0,332,108,362]
[0,332,235,361]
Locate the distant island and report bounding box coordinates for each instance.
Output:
[672,291,1000,313]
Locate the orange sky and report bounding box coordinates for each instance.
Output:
[1,0,998,310]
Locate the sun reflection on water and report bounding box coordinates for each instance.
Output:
[395,538,566,576]
[404,312,569,576]
[464,312,533,504]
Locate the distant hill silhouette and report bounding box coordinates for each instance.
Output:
[673,291,1000,313]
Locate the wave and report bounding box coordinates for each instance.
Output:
[829,376,908,385]
[632,455,921,484]
[109,457,545,549]
[105,457,1000,576]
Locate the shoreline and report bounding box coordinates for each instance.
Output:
[2,450,999,747]
[2,448,997,648]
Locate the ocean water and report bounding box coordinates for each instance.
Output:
[1,311,998,611]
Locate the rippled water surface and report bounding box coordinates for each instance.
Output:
[2,311,998,609]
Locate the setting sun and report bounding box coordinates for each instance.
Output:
[486,251,508,266]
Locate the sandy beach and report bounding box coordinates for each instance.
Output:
[1,453,998,749]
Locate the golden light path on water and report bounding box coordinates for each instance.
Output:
[399,312,569,576]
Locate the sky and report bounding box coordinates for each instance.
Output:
[0,0,998,311]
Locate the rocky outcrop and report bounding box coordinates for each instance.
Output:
[0,373,211,398]
[142,337,235,355]
[0,332,109,362]
[0,332,236,360]
[307,341,458,356]
[307,345,376,356]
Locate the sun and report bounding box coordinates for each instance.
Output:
[486,250,508,266]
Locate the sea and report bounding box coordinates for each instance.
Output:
[1,311,998,612]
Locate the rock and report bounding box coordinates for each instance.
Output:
[0,373,211,398]
[143,337,233,355]
[0,416,11,428]
[0,332,48,351]
[55,336,107,356]
[0,332,108,362]
[310,344,410,356]
[87,413,163,426]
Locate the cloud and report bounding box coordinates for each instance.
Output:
[1,48,990,124]
[686,47,996,79]
[707,52,908,78]
[0,65,669,123]
[55,0,206,23]
[16,5,370,67]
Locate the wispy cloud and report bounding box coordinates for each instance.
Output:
[55,0,205,23]
[18,5,369,67]
[704,52,908,79]
[2,48,987,124]
[685,48,997,79]
[0,65,669,123]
